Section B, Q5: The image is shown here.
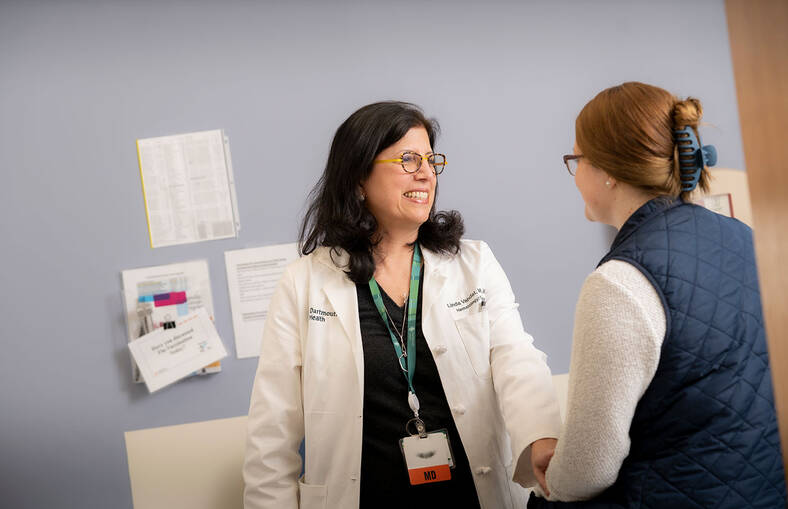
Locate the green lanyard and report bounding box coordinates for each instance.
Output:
[368,243,423,417]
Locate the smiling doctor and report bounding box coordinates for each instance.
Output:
[243,101,561,509]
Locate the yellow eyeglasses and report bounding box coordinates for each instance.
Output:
[374,151,446,175]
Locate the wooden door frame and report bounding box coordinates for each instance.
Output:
[726,0,788,484]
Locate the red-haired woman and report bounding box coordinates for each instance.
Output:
[529,82,785,509]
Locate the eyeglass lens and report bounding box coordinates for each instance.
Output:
[401,153,422,172]
[566,157,579,175]
[401,153,446,174]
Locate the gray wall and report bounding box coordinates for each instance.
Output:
[0,1,743,507]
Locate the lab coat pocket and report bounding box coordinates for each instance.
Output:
[298,477,327,509]
[453,311,491,378]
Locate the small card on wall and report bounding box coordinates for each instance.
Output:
[128,308,228,393]
[694,193,733,218]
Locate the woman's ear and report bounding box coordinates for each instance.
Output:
[604,174,617,189]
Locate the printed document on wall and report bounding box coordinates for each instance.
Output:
[129,308,228,393]
[121,260,220,383]
[225,243,299,358]
[136,129,240,248]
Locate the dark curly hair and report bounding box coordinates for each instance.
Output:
[299,101,464,283]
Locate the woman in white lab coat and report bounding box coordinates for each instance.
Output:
[243,101,561,509]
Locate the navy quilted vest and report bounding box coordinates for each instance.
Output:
[530,198,786,509]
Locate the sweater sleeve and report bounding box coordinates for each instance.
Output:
[543,260,666,502]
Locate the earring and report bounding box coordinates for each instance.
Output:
[605,180,611,187]
[360,192,366,201]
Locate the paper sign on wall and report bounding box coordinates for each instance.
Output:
[224,243,299,358]
[136,129,240,248]
[129,309,228,393]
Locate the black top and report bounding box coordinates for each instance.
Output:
[356,272,481,508]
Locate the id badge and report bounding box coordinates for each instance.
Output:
[399,429,455,485]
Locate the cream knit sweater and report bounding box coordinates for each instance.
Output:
[540,259,666,502]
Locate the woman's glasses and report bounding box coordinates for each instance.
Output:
[375,151,446,175]
[563,154,583,176]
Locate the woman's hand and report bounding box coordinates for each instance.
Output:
[531,437,558,496]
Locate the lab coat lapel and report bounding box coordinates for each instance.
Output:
[316,249,364,397]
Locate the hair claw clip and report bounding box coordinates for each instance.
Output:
[673,126,717,192]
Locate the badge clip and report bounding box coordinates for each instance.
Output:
[406,417,428,438]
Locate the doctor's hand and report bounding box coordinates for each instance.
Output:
[531,437,557,496]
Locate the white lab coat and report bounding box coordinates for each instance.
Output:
[243,239,561,509]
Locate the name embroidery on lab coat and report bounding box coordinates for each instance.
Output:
[309,307,337,322]
[446,288,486,312]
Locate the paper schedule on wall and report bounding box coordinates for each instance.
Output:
[136,129,240,248]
